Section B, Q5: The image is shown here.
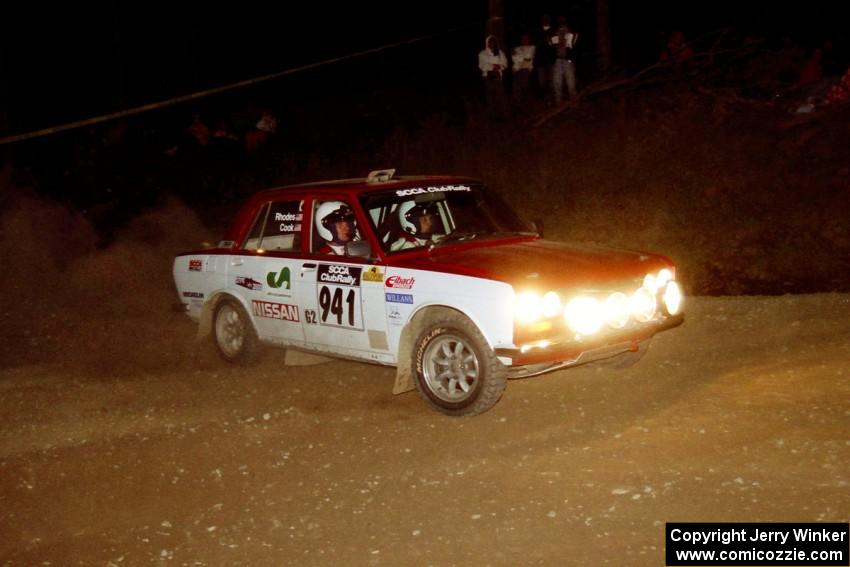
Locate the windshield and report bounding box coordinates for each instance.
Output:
[360,183,536,254]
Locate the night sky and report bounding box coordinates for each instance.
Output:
[1,1,848,139]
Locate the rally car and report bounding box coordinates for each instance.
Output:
[173,169,684,416]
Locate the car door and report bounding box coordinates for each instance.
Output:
[295,197,391,363]
[230,198,306,346]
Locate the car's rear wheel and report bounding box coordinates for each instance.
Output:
[213,298,259,364]
[413,314,506,416]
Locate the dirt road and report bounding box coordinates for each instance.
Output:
[1,293,848,566]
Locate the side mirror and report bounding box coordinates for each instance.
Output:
[531,218,544,238]
[346,239,372,259]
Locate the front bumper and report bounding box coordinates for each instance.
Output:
[495,313,684,371]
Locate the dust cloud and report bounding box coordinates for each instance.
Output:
[0,185,215,371]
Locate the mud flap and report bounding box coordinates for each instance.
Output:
[392,366,415,395]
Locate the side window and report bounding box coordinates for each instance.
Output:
[312,200,359,255]
[243,200,304,251]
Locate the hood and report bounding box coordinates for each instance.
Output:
[484,34,499,52]
[392,238,671,291]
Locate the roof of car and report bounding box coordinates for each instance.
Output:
[221,172,483,246]
[254,174,481,199]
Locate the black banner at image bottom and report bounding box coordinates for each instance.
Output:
[666,523,849,566]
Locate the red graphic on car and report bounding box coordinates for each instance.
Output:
[385,276,415,289]
[236,276,263,291]
[188,259,203,272]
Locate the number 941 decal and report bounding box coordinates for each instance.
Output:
[316,264,363,330]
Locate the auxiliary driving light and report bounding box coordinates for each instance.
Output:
[603,292,630,328]
[564,297,604,335]
[663,280,683,315]
[629,287,657,322]
[644,268,674,293]
[515,292,543,324]
[541,291,562,318]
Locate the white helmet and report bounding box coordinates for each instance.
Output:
[399,200,439,236]
[315,201,356,242]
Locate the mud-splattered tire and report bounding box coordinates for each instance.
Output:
[412,314,506,416]
[213,298,260,364]
[594,340,651,369]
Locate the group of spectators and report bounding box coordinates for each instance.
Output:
[174,108,279,156]
[790,38,850,112]
[478,14,580,119]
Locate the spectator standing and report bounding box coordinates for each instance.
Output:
[551,18,579,104]
[256,110,278,136]
[187,114,210,147]
[659,31,694,70]
[825,65,850,105]
[534,14,556,103]
[478,35,509,119]
[245,109,278,152]
[512,33,536,112]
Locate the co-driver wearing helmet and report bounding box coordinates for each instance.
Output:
[315,201,358,255]
[391,201,444,251]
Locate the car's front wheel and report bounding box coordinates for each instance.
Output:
[413,314,506,416]
[213,298,260,364]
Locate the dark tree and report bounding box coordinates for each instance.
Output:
[596,0,611,75]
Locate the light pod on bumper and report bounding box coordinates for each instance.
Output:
[629,287,657,322]
[662,280,683,315]
[541,291,562,318]
[603,291,630,329]
[564,297,604,335]
[515,291,543,324]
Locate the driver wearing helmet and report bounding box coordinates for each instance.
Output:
[391,201,443,251]
[315,201,358,255]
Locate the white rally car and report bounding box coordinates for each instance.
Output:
[173,170,684,416]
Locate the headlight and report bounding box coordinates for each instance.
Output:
[656,268,673,289]
[541,291,561,318]
[629,287,657,322]
[564,297,604,335]
[515,290,562,324]
[603,292,630,328]
[663,280,683,315]
[644,268,674,293]
[515,291,543,324]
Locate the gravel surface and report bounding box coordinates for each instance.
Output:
[2,293,848,565]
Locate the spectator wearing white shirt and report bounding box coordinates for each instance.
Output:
[511,33,536,111]
[478,35,509,119]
